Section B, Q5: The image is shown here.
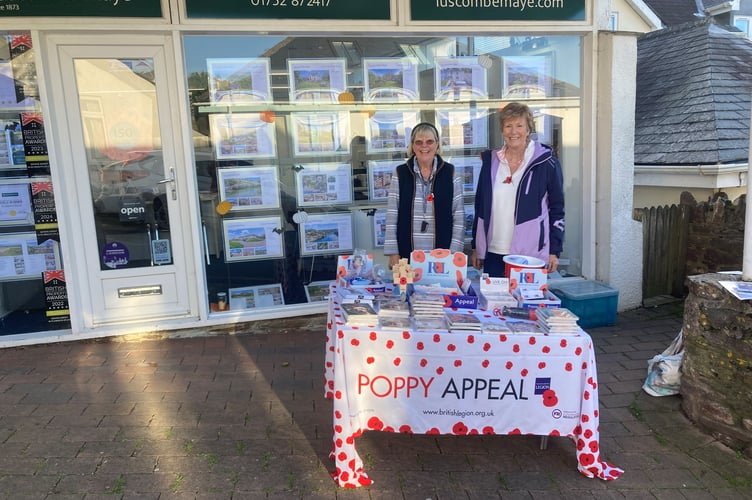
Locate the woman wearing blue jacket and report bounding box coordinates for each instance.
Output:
[471,102,565,277]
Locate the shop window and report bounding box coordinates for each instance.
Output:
[183,35,582,314]
[0,32,69,335]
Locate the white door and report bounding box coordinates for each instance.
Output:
[46,35,196,327]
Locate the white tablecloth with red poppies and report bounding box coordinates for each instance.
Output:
[324,286,623,488]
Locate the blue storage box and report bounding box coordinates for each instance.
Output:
[549,280,618,329]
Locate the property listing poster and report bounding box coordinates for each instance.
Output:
[291,112,350,156]
[300,212,354,256]
[217,166,280,211]
[228,284,285,310]
[288,59,347,102]
[295,162,352,207]
[207,58,272,104]
[368,160,396,201]
[446,155,482,195]
[367,111,419,154]
[434,57,488,101]
[363,57,419,102]
[222,216,284,263]
[209,113,276,160]
[437,108,488,150]
[0,234,60,279]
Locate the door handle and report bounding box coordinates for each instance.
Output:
[158,167,177,200]
[158,167,175,184]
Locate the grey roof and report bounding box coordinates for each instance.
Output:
[635,20,752,165]
[642,0,704,26]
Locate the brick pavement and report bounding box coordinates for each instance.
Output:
[1,301,751,499]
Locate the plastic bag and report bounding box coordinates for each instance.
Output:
[642,329,684,397]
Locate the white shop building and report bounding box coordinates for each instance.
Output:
[0,0,658,345]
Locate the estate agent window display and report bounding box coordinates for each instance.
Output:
[183,33,582,315]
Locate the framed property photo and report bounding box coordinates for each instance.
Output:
[217,166,281,212]
[228,283,285,310]
[209,113,276,160]
[222,216,284,263]
[295,162,352,207]
[368,160,396,201]
[207,58,272,104]
[437,108,488,150]
[502,55,552,99]
[366,110,419,154]
[291,112,350,156]
[363,57,419,102]
[299,211,354,256]
[288,58,347,103]
[434,57,488,101]
[0,182,33,226]
[372,209,386,248]
[304,280,331,303]
[447,156,482,196]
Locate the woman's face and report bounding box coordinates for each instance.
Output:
[502,115,530,150]
[412,131,438,165]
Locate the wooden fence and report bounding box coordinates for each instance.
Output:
[639,204,690,299]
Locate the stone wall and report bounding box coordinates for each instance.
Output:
[683,192,745,276]
[682,273,752,457]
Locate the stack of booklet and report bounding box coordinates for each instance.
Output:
[337,286,375,305]
[535,307,580,334]
[377,298,412,331]
[409,292,446,318]
[413,316,448,332]
[480,320,513,334]
[445,312,482,333]
[341,302,379,326]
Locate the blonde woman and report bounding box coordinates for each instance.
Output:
[383,122,465,269]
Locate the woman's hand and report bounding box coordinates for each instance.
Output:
[471,250,483,270]
[388,254,400,270]
[547,254,559,273]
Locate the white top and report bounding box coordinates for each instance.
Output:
[488,141,534,255]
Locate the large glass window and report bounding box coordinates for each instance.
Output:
[0,31,69,334]
[183,34,582,314]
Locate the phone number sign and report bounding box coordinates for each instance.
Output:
[185,0,390,20]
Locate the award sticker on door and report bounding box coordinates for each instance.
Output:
[102,241,129,269]
[152,239,172,265]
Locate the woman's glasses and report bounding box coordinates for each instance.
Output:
[413,139,436,147]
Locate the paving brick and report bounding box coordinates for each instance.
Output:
[1,302,751,498]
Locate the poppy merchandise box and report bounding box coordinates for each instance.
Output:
[548,280,619,329]
[409,249,477,309]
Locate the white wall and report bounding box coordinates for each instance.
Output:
[596,32,644,311]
